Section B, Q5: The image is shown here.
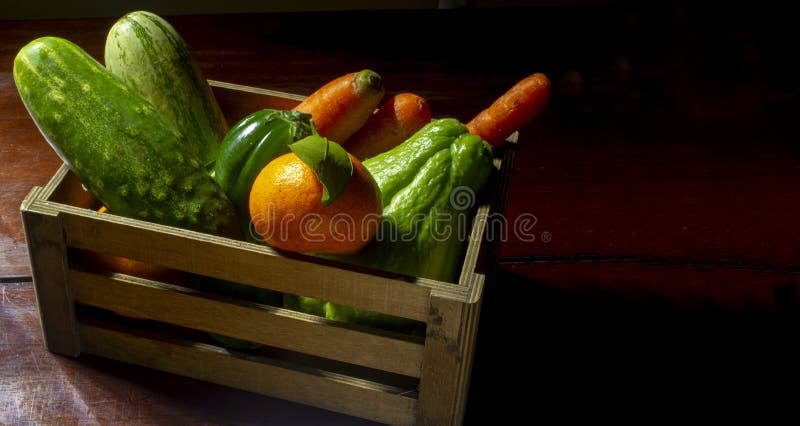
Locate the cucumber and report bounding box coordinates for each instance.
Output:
[14,36,239,238]
[105,11,228,166]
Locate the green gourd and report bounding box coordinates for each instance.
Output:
[14,36,239,238]
[361,118,495,283]
[105,10,229,166]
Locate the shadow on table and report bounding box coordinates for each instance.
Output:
[466,266,800,423]
[72,354,378,425]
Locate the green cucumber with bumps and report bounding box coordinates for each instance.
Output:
[105,10,228,166]
[14,36,240,238]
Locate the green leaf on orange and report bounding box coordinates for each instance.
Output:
[290,135,353,206]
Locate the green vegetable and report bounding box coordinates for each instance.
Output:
[283,294,424,336]
[287,119,493,332]
[212,109,315,217]
[360,118,494,283]
[105,10,228,166]
[208,334,262,350]
[14,36,239,238]
[289,135,353,206]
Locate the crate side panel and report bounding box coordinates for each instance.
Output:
[69,269,424,378]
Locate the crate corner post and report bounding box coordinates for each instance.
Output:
[21,189,81,357]
[417,293,479,425]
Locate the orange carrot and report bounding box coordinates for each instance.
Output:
[467,72,551,148]
[294,70,385,143]
[345,93,432,160]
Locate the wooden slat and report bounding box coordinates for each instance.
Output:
[47,205,433,323]
[20,187,80,356]
[457,203,489,289]
[69,269,424,378]
[417,295,481,425]
[454,132,516,299]
[209,80,306,102]
[209,80,304,124]
[80,323,417,426]
[480,137,517,280]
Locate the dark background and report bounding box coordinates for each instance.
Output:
[468,2,800,422]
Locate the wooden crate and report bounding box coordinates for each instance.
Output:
[20,81,516,425]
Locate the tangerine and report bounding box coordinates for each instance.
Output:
[248,152,382,254]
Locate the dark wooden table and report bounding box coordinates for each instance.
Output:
[2,4,800,423]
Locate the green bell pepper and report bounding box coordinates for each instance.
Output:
[212,109,315,218]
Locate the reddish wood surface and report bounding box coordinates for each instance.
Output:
[501,116,800,269]
[2,4,800,423]
[0,281,376,425]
